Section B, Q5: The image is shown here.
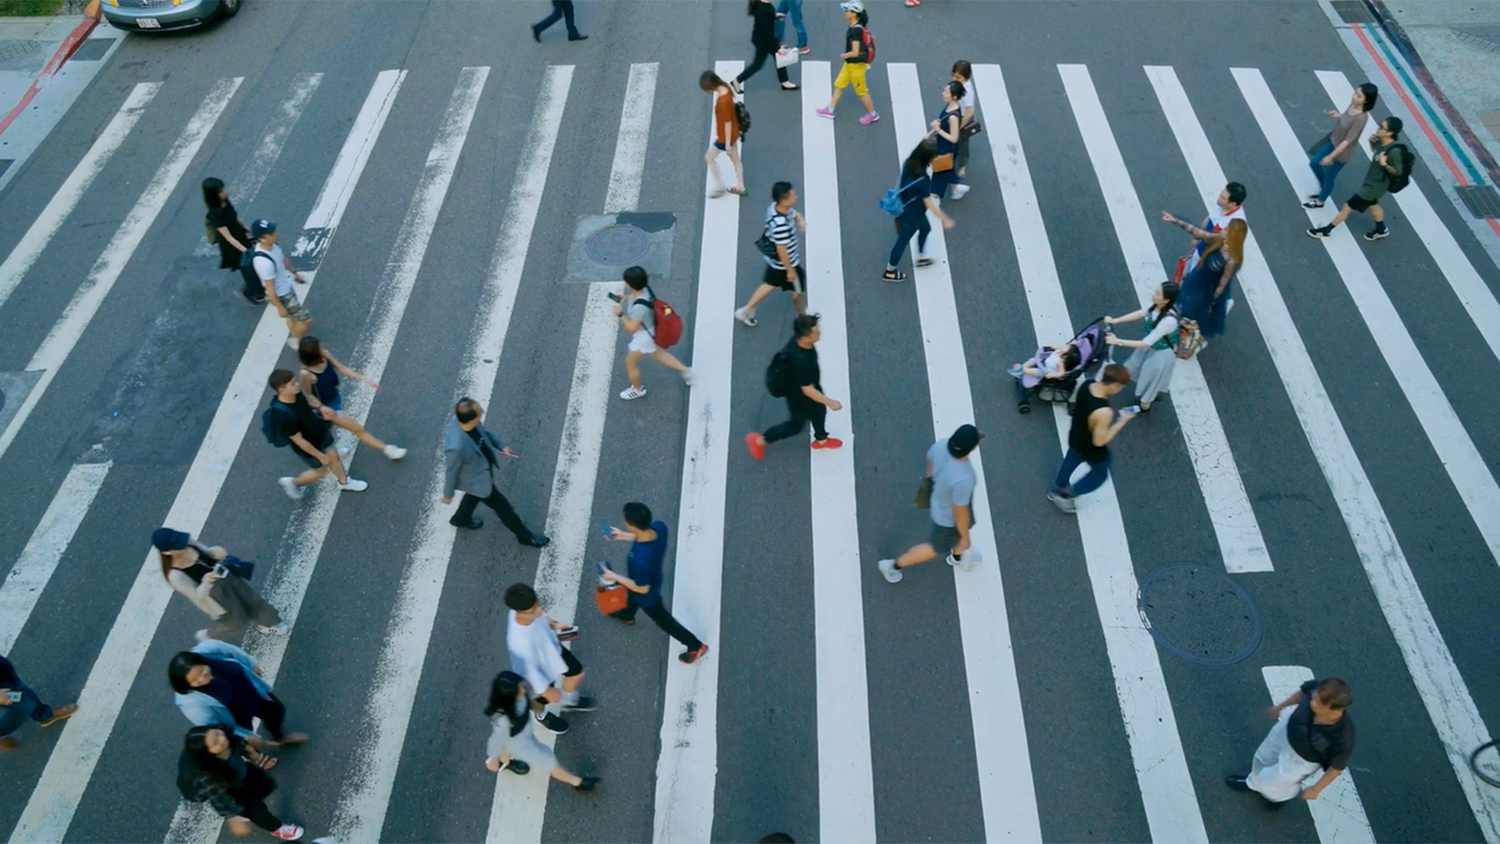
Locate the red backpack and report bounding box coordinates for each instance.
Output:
[646,287,684,349]
[859,25,876,63]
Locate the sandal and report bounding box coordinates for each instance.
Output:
[882,269,907,282]
[708,189,726,199]
[727,187,747,196]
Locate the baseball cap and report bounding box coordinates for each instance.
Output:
[152,527,191,553]
[249,219,277,238]
[947,424,983,458]
[840,0,865,12]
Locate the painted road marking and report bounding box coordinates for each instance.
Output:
[1236,67,1500,569]
[1149,63,1500,843]
[0,83,159,313]
[0,461,110,653]
[651,58,742,844]
[0,77,241,466]
[5,70,402,844]
[483,60,657,844]
[888,63,1043,843]
[328,64,572,844]
[1058,63,1270,574]
[1259,666,1374,843]
[800,60,877,842]
[969,63,1206,844]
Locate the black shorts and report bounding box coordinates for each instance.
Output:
[534,647,585,705]
[763,262,805,293]
[1346,193,1381,213]
[294,431,334,469]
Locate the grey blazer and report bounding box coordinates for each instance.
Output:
[443,417,506,499]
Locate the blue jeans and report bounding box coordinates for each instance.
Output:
[888,215,931,268]
[1053,447,1111,498]
[534,0,580,38]
[1308,141,1346,203]
[775,0,806,48]
[0,684,53,737]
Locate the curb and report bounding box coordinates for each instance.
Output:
[0,14,100,139]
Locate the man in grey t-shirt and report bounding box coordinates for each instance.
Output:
[879,424,983,583]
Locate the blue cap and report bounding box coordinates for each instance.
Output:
[249,219,276,238]
[151,528,191,553]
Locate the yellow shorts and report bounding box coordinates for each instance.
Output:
[834,61,869,97]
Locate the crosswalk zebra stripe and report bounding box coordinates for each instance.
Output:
[1259,666,1374,843]
[1148,62,1500,844]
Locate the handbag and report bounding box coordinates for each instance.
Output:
[204,217,219,244]
[774,46,799,69]
[1173,255,1189,284]
[914,476,934,509]
[594,584,629,616]
[931,153,955,173]
[960,120,983,139]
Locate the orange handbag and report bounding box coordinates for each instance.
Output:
[595,584,629,616]
[1173,255,1189,284]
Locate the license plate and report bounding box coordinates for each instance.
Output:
[137,17,160,28]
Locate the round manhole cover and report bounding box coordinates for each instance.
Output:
[1137,562,1263,666]
[585,223,651,267]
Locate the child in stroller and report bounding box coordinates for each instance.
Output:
[1007,317,1110,413]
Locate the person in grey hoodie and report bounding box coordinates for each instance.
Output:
[441,397,549,547]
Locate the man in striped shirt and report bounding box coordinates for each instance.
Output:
[735,181,807,327]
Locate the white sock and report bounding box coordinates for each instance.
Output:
[562,690,580,707]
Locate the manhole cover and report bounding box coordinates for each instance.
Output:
[584,223,651,267]
[1137,562,1262,666]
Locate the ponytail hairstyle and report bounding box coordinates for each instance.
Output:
[1155,282,1181,323]
[945,80,965,104]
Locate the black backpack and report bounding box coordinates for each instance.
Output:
[765,347,794,398]
[1386,143,1413,193]
[734,99,752,136]
[260,400,294,448]
[239,248,272,297]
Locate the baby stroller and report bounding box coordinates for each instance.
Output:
[1011,317,1110,413]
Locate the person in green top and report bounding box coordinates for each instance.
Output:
[1307,116,1407,242]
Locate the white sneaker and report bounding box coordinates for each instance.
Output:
[878,558,903,583]
[194,629,209,642]
[279,477,305,500]
[338,478,368,492]
[950,183,970,200]
[259,622,288,635]
[383,444,406,460]
[946,549,981,571]
[734,307,758,327]
[620,385,647,400]
[681,369,694,386]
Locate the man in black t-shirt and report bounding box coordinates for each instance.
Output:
[267,369,366,500]
[1226,677,1357,807]
[746,313,845,459]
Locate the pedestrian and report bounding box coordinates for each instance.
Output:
[266,369,367,500]
[949,60,975,200]
[883,139,955,282]
[503,583,596,736]
[1104,281,1182,413]
[1303,83,1376,209]
[735,181,806,326]
[877,423,983,583]
[296,337,406,460]
[1047,363,1136,513]
[531,0,586,42]
[202,177,258,303]
[484,670,600,790]
[442,398,550,547]
[927,80,964,200]
[1160,214,1244,338]
[815,0,879,125]
[602,502,710,665]
[154,527,285,643]
[1182,182,1246,275]
[746,313,844,458]
[1225,677,1357,809]
[1307,116,1409,241]
[615,266,693,401]
[176,725,305,841]
[733,0,797,93]
[0,655,76,751]
[168,641,308,748]
[774,0,807,54]
[246,220,310,352]
[700,71,746,199]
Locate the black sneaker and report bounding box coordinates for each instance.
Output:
[502,758,531,775]
[574,776,601,792]
[1306,226,1332,239]
[535,711,570,735]
[1364,226,1389,241]
[450,516,483,530]
[564,695,597,712]
[520,533,551,548]
[1301,199,1325,209]
[1224,774,1250,792]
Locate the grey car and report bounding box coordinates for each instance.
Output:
[101,0,240,32]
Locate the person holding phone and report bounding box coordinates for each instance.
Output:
[1048,363,1136,513]
[169,640,308,749]
[0,655,77,751]
[154,528,284,643]
[601,502,709,665]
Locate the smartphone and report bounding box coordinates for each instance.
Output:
[7,691,22,703]
[606,292,623,302]
[597,561,610,576]
[212,563,229,578]
[600,523,614,539]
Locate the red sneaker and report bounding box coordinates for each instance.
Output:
[811,437,844,450]
[745,432,766,460]
[679,644,709,664]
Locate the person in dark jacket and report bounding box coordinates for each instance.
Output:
[441,397,549,546]
[177,725,305,840]
[734,0,797,92]
[0,656,76,751]
[169,641,308,747]
[202,177,260,304]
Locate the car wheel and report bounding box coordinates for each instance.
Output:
[220,0,240,18]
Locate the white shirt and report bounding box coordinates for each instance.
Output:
[507,609,568,695]
[957,79,975,113]
[1186,205,1247,272]
[251,241,294,298]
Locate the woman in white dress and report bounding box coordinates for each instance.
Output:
[1105,281,1181,413]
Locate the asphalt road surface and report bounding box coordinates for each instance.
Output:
[1,1,1498,842]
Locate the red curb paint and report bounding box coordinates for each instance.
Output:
[0,16,101,139]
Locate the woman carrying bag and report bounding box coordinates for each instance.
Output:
[927,81,965,200]
[484,671,600,791]
[154,527,284,643]
[177,725,305,841]
[734,0,797,92]
[202,177,261,304]
[1104,282,1182,414]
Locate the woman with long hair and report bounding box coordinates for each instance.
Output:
[177,725,305,840]
[1105,281,1181,413]
[883,139,955,282]
[1161,214,1245,337]
[700,71,746,199]
[927,80,965,200]
[168,642,307,747]
[1304,82,1376,209]
[154,527,283,643]
[202,177,260,304]
[733,0,797,92]
[484,671,600,791]
[295,337,405,459]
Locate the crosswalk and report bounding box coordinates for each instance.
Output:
[0,48,1497,844]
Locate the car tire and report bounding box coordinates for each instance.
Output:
[219,0,240,18]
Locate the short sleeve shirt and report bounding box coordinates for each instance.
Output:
[1357,141,1403,200]
[898,170,933,223]
[1287,679,1357,770]
[625,521,670,607]
[927,438,976,528]
[1329,109,1370,163]
[714,93,739,146]
[276,392,329,447]
[764,204,801,270]
[844,25,866,63]
[628,290,656,339]
[206,202,244,240]
[957,79,975,113]
[784,340,820,395]
[251,241,293,298]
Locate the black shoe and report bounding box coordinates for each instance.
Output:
[564,695,597,712]
[574,775,601,792]
[1301,199,1325,209]
[244,292,267,305]
[520,533,551,548]
[450,516,483,530]
[1364,226,1389,241]
[1306,225,1332,239]
[1224,774,1250,792]
[530,23,541,42]
[1262,795,1288,811]
[679,644,709,664]
[502,758,531,775]
[568,33,588,41]
[535,711,570,735]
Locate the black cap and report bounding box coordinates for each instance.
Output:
[948,424,982,458]
[249,219,277,238]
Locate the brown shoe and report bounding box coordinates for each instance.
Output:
[0,735,18,752]
[39,704,77,728]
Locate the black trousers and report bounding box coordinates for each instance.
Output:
[535,0,579,37]
[255,694,286,742]
[737,45,789,85]
[764,396,828,443]
[452,488,534,542]
[615,602,704,650]
[235,766,283,831]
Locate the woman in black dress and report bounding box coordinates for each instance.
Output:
[202,177,261,304]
